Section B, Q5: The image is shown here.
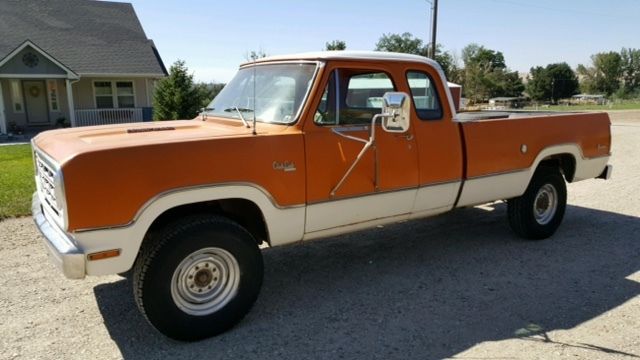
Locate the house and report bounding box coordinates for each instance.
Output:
[571,94,606,105]
[488,97,528,110]
[0,0,167,134]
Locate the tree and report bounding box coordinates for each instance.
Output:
[497,70,526,98]
[620,48,640,96]
[527,63,579,103]
[153,60,206,120]
[458,43,523,103]
[461,44,506,71]
[375,32,424,55]
[325,40,346,51]
[375,33,459,81]
[195,82,225,109]
[428,43,460,83]
[577,52,622,96]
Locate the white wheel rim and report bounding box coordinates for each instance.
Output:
[170,247,240,316]
[533,184,558,225]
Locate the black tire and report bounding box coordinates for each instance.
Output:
[117,269,132,280]
[508,167,567,240]
[132,215,263,341]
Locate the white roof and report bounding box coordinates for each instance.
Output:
[240,50,458,117]
[243,50,443,72]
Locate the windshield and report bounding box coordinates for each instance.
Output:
[204,63,317,124]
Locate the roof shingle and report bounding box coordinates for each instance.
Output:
[0,0,167,76]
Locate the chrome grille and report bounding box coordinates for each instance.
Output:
[35,152,61,216]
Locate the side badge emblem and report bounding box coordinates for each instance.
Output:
[273,161,296,172]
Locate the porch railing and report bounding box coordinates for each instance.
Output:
[75,108,144,127]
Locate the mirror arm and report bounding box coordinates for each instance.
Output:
[330,127,369,144]
[330,113,391,197]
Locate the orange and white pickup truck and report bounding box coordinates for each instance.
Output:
[32,51,612,340]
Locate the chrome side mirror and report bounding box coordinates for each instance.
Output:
[381,92,411,133]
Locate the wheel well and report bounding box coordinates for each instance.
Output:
[539,154,576,182]
[145,199,269,246]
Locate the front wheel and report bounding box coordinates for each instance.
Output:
[132,215,263,341]
[508,167,567,240]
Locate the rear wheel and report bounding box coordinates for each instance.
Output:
[508,167,567,240]
[132,215,263,341]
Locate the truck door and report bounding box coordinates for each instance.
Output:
[402,68,464,216]
[303,63,419,234]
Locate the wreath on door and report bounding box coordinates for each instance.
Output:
[29,85,40,97]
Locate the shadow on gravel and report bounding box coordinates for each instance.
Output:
[94,204,640,359]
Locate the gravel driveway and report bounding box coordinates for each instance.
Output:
[1,113,639,360]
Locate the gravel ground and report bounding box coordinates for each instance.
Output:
[1,112,639,360]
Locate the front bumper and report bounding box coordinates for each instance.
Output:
[32,193,86,279]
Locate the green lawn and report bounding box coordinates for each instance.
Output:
[0,144,35,220]
[524,102,640,112]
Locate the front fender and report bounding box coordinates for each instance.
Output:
[73,184,305,276]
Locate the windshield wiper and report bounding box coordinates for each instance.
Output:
[223,107,253,128]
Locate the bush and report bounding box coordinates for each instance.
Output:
[153,60,206,120]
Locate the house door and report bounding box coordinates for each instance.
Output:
[23,80,49,125]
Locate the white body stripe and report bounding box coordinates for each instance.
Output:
[74,185,305,276]
[412,181,461,215]
[72,145,608,277]
[457,144,609,207]
[305,189,417,234]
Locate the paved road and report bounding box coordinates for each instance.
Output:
[1,113,639,360]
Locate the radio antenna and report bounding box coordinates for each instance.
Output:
[252,57,257,135]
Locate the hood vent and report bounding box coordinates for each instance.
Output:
[127,126,176,134]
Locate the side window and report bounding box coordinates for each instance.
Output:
[314,72,336,125]
[314,69,396,126]
[406,71,443,120]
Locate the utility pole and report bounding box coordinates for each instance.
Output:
[430,0,438,58]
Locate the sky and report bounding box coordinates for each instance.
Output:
[118,0,640,83]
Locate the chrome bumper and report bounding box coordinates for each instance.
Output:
[32,193,85,279]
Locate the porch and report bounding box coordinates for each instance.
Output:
[0,76,155,134]
[75,107,151,127]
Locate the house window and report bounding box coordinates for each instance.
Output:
[47,80,59,112]
[95,81,114,108]
[116,81,135,108]
[11,80,24,113]
[94,81,135,108]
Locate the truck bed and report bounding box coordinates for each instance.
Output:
[454,111,611,207]
[456,110,576,122]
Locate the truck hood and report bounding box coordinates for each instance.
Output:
[32,118,306,231]
[33,119,275,165]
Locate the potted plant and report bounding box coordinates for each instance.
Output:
[55,117,70,128]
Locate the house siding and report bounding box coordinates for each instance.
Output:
[0,46,67,76]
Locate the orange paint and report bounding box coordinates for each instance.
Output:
[462,113,611,178]
[35,120,306,231]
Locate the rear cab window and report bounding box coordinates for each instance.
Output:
[406,71,443,120]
